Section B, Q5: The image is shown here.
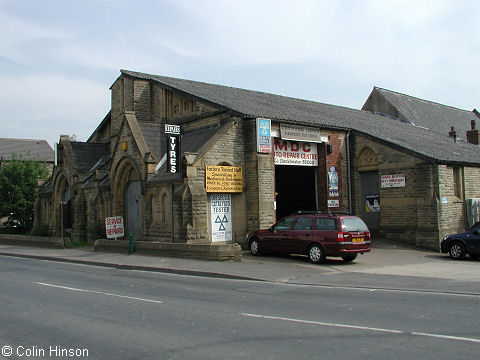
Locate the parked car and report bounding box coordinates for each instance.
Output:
[440,222,480,260]
[246,211,371,264]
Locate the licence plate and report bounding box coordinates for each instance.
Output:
[352,238,364,243]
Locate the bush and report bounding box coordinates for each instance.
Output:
[87,219,106,239]
[31,224,51,237]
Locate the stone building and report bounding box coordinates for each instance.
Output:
[35,70,480,252]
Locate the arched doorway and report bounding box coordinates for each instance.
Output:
[112,158,143,240]
[357,148,380,231]
[125,181,142,239]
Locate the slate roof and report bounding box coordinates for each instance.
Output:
[363,87,478,141]
[121,70,480,166]
[0,138,54,162]
[70,142,110,174]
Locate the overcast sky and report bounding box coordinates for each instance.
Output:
[1,0,478,148]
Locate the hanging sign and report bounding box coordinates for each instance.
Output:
[257,118,272,153]
[105,216,124,239]
[165,124,181,174]
[210,194,232,242]
[205,165,243,193]
[274,139,318,166]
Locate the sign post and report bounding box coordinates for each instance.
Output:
[105,216,124,240]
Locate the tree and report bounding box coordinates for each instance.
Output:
[0,155,49,233]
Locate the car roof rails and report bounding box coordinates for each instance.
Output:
[293,210,352,216]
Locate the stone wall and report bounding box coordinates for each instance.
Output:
[351,134,439,249]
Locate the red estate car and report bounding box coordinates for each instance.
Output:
[246,211,371,264]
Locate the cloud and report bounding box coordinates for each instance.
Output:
[0,74,110,146]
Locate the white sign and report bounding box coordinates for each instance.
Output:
[105,216,124,239]
[381,174,406,188]
[280,124,329,143]
[210,194,232,242]
[164,124,181,134]
[274,140,318,166]
[328,200,339,208]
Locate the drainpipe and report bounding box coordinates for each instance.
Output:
[170,182,174,243]
[346,131,352,214]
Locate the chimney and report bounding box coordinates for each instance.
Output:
[449,126,457,143]
[467,120,479,145]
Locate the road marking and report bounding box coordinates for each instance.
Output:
[34,282,163,304]
[241,313,480,344]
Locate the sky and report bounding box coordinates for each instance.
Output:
[1,0,479,148]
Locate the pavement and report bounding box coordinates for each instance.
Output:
[1,239,480,294]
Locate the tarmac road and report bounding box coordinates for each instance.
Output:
[0,251,479,360]
[0,238,479,295]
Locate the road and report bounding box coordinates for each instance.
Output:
[0,256,479,360]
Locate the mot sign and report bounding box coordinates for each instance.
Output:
[165,124,181,174]
[105,216,124,239]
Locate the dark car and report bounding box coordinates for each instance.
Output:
[246,211,371,264]
[440,222,480,260]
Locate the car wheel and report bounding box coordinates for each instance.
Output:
[249,238,262,256]
[449,242,466,260]
[341,254,357,262]
[307,244,326,264]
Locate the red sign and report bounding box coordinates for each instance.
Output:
[105,216,124,239]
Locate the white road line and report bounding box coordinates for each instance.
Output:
[241,313,403,334]
[34,282,163,304]
[241,313,480,344]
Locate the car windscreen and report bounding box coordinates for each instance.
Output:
[341,217,369,232]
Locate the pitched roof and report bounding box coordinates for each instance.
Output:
[0,138,54,162]
[121,70,480,166]
[363,87,478,141]
[70,142,110,174]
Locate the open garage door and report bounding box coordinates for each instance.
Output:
[275,165,317,219]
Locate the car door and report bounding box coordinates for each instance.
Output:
[314,217,338,254]
[262,217,296,252]
[465,227,480,254]
[284,216,313,254]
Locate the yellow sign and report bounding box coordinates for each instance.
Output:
[205,165,243,193]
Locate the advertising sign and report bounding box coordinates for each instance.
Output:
[205,165,243,193]
[210,194,232,242]
[274,139,318,166]
[381,174,405,188]
[105,216,124,239]
[328,166,339,197]
[257,118,272,153]
[365,194,381,213]
[165,124,181,174]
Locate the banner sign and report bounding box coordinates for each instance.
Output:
[205,165,243,193]
[381,174,405,188]
[280,124,329,143]
[274,140,318,166]
[257,118,272,153]
[105,216,124,239]
[210,194,232,242]
[165,124,181,174]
